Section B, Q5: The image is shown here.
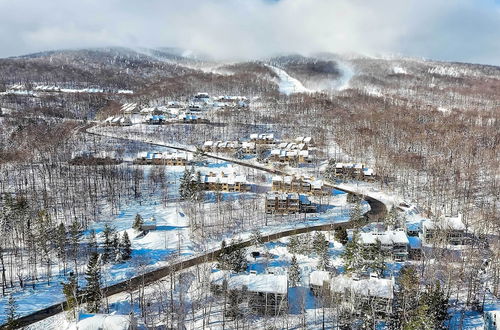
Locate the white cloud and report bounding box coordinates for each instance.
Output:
[0,0,499,65]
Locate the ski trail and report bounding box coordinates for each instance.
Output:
[266,65,311,95]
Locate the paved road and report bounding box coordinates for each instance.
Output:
[10,129,388,328]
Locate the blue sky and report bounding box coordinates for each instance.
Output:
[0,0,499,65]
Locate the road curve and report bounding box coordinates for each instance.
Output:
[9,129,387,328]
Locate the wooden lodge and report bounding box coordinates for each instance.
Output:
[196,172,251,192]
[134,152,190,166]
[210,271,288,316]
[271,176,331,196]
[265,192,316,215]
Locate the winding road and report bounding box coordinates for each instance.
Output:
[10,128,387,328]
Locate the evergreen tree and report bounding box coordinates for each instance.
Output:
[389,265,420,329]
[317,248,330,271]
[217,240,247,272]
[101,224,115,263]
[62,272,79,320]
[288,236,300,255]
[68,219,83,275]
[349,201,365,228]
[179,167,194,200]
[5,294,18,330]
[84,253,102,313]
[342,231,364,273]
[88,229,97,254]
[132,213,144,230]
[289,255,301,287]
[334,226,348,245]
[120,231,132,260]
[421,281,449,329]
[364,239,386,276]
[403,303,433,330]
[112,232,120,260]
[312,232,328,256]
[324,158,337,182]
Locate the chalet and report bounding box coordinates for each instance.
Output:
[134,152,190,166]
[148,115,167,125]
[202,140,240,153]
[265,192,316,215]
[330,275,394,317]
[408,236,422,260]
[249,133,275,145]
[310,180,331,196]
[269,149,311,164]
[309,270,333,295]
[422,214,466,245]
[140,217,157,231]
[359,229,410,261]
[331,163,375,181]
[295,136,314,146]
[210,271,288,315]
[265,192,300,215]
[271,176,311,194]
[241,141,256,154]
[197,172,251,192]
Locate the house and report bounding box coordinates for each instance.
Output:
[265,192,300,215]
[310,180,331,196]
[210,271,288,315]
[309,270,333,295]
[203,141,240,153]
[422,214,466,245]
[249,133,275,145]
[241,141,256,154]
[197,172,251,192]
[140,217,156,231]
[265,192,315,215]
[408,236,422,260]
[359,229,410,261]
[269,147,311,165]
[271,176,311,193]
[331,163,376,181]
[406,221,422,237]
[134,152,190,166]
[148,115,167,125]
[295,136,314,146]
[76,313,137,330]
[484,310,500,330]
[330,275,394,316]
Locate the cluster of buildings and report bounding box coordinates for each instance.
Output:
[133,151,190,166]
[194,171,251,193]
[271,176,331,196]
[331,162,376,181]
[202,140,256,154]
[102,93,251,127]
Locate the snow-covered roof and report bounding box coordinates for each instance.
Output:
[309,270,331,286]
[266,192,299,201]
[201,173,247,184]
[330,275,394,299]
[76,314,132,330]
[210,271,287,294]
[359,229,409,246]
[204,141,214,147]
[423,214,466,231]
